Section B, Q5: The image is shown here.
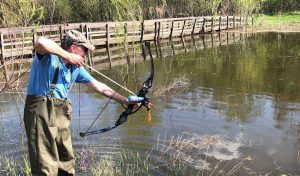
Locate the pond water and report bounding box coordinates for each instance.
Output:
[0,32,300,175]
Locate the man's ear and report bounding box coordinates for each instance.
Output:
[68,44,76,53]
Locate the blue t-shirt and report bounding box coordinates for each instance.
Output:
[27,53,94,98]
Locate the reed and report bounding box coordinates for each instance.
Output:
[0,131,293,175]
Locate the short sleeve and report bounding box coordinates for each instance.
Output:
[75,67,94,83]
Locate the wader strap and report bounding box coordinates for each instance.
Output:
[47,58,60,97]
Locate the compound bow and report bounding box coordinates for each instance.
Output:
[80,41,154,137]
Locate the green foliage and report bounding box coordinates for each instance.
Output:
[0,0,299,26]
[100,0,142,21]
[68,0,142,22]
[39,0,72,24]
[233,0,266,15]
[69,0,101,22]
[261,0,299,14]
[0,0,44,27]
[165,0,222,17]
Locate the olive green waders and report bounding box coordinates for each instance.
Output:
[24,58,75,175]
[24,96,75,176]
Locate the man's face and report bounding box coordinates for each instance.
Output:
[70,44,87,58]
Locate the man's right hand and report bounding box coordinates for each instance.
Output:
[67,53,84,67]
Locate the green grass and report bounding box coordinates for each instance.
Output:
[253,11,300,31]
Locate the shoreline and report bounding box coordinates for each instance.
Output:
[251,29,300,33]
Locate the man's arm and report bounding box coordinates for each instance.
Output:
[85,79,130,106]
[34,37,84,67]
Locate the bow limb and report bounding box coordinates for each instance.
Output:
[79,104,137,137]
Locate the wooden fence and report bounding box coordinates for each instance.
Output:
[0,16,248,60]
[0,31,250,84]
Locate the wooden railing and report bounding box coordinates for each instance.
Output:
[0,16,248,60]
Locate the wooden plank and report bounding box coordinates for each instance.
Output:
[3,47,33,57]
[2,40,33,46]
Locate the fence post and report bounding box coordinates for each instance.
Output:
[124,23,130,64]
[218,32,221,46]
[181,20,186,37]
[106,23,110,47]
[226,16,229,30]
[157,21,161,40]
[124,22,128,42]
[192,18,197,35]
[80,24,84,33]
[32,29,37,55]
[201,18,206,34]
[84,24,89,39]
[0,32,4,60]
[233,16,235,29]
[240,16,242,28]
[106,23,112,67]
[211,16,214,32]
[140,21,144,42]
[154,22,157,41]
[84,24,93,66]
[252,14,254,29]
[0,31,8,82]
[219,16,222,31]
[169,21,174,38]
[59,25,63,44]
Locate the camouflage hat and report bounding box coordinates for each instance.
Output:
[65,30,95,51]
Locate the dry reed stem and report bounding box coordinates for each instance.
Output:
[154,75,190,97]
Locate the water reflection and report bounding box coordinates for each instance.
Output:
[1,32,300,175]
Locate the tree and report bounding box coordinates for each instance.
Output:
[233,0,266,16]
[0,0,44,27]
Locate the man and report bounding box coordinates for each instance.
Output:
[23,30,139,175]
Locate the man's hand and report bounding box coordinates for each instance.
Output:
[127,95,144,104]
[67,53,84,67]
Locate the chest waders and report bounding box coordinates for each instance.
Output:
[23,58,75,176]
